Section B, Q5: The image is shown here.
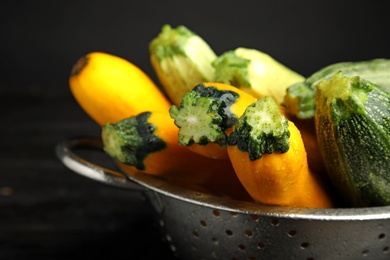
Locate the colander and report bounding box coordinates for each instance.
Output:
[55,137,390,260]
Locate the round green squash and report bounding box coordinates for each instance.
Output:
[315,72,390,207]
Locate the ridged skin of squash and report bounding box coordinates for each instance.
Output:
[315,73,390,207]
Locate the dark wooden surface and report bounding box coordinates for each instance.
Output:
[0,85,176,259]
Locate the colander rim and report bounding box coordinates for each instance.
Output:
[57,137,390,222]
[126,169,390,221]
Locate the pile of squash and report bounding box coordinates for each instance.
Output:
[69,25,390,209]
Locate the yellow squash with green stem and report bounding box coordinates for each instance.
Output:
[227,96,335,208]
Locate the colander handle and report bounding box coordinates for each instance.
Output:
[55,137,146,191]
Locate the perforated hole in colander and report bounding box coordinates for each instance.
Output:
[211,237,219,245]
[358,231,389,258]
[225,229,233,236]
[212,209,220,217]
[245,230,253,237]
[301,242,309,249]
[288,229,297,237]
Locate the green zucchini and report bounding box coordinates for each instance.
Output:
[314,72,390,207]
[285,59,390,119]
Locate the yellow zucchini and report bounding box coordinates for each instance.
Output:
[227,97,335,208]
[69,52,171,125]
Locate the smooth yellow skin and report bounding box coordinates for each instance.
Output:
[290,117,328,177]
[118,111,251,201]
[69,52,171,126]
[187,143,230,160]
[187,82,257,160]
[227,121,335,208]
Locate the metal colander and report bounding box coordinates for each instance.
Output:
[56,137,390,260]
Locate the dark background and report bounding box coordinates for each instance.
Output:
[0,1,389,259]
[1,0,389,87]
